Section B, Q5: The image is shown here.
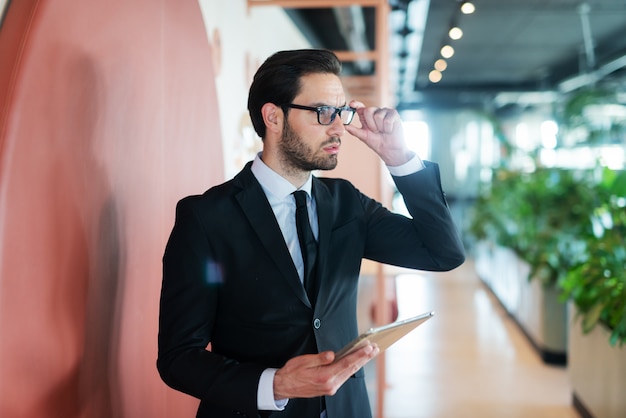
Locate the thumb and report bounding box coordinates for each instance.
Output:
[317,350,336,366]
[345,124,367,142]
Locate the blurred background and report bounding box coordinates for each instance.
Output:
[0,1,624,417]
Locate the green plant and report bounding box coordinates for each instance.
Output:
[469,169,519,249]
[559,89,626,145]
[470,167,597,285]
[558,168,626,346]
[470,166,626,346]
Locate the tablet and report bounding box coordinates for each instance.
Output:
[334,311,434,361]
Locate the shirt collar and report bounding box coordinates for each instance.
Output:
[251,153,313,199]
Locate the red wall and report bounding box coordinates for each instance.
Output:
[0,1,223,416]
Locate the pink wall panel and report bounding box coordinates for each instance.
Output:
[0,1,223,417]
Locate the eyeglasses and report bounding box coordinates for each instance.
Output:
[283,103,356,126]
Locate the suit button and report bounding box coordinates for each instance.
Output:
[313,318,321,329]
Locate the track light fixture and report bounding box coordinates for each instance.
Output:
[429,70,443,83]
[449,26,463,40]
[460,1,475,14]
[429,1,477,83]
[440,45,455,59]
[434,59,448,72]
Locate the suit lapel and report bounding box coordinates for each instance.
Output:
[234,164,310,307]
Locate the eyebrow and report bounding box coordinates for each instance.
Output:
[309,102,348,108]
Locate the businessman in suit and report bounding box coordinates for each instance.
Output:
[157,49,465,418]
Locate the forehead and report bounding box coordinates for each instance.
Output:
[295,73,346,105]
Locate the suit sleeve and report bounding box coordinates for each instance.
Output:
[362,161,465,271]
[157,198,265,417]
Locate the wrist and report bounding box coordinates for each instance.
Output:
[273,369,289,400]
[383,149,415,167]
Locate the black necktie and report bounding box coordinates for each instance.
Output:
[293,190,318,301]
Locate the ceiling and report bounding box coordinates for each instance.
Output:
[286,0,626,113]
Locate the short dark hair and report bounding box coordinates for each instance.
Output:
[247,49,342,139]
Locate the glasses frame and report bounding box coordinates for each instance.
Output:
[283,103,356,126]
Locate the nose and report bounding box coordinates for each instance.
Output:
[327,112,346,135]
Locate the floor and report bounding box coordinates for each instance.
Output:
[363,259,580,418]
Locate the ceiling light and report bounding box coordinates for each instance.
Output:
[449,27,463,40]
[440,45,455,59]
[429,70,443,83]
[460,1,475,14]
[434,59,448,71]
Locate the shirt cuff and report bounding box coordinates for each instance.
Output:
[386,153,425,177]
[258,368,288,411]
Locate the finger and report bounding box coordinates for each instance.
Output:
[373,107,400,134]
[349,99,365,110]
[294,351,334,368]
[273,352,341,399]
[359,107,382,133]
[359,107,395,134]
[331,342,379,378]
[373,108,388,133]
[345,123,366,141]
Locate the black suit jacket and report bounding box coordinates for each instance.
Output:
[157,161,465,418]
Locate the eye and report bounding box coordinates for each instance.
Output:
[316,107,336,124]
[318,107,334,117]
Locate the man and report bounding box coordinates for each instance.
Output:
[157,49,465,418]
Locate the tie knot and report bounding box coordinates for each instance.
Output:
[293,190,308,209]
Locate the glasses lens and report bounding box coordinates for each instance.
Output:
[340,107,355,125]
[317,107,335,125]
[317,107,355,125]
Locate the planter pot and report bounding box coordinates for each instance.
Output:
[569,304,626,418]
[516,274,568,362]
[474,241,568,365]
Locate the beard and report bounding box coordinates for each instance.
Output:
[279,119,339,172]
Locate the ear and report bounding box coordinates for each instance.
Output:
[261,103,283,135]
